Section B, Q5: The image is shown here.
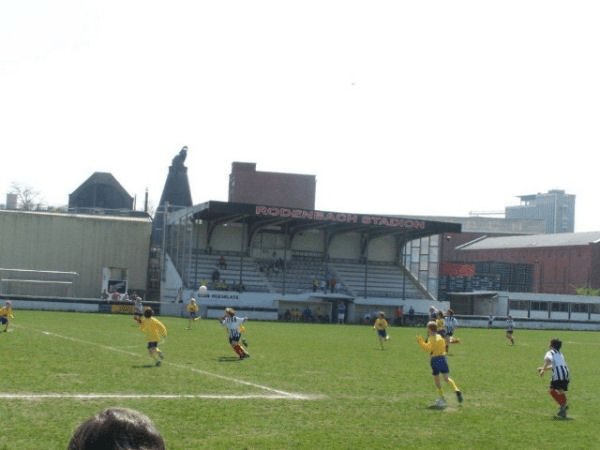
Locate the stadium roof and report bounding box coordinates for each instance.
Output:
[167,201,462,245]
[457,231,600,251]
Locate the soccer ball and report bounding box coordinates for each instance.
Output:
[198,285,208,296]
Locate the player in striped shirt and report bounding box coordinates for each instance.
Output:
[444,309,458,352]
[538,338,570,418]
[417,321,463,406]
[505,315,515,345]
[221,307,250,359]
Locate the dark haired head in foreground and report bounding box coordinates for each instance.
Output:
[68,407,165,450]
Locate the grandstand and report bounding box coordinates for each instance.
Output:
[159,201,459,322]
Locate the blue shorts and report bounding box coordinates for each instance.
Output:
[0,317,8,325]
[377,329,387,338]
[147,342,158,349]
[189,312,197,319]
[430,356,449,376]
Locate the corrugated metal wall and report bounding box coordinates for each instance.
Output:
[0,211,151,298]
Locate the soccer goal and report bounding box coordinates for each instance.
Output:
[0,268,79,297]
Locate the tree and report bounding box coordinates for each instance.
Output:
[9,182,44,211]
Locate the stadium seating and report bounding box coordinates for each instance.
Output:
[177,252,429,300]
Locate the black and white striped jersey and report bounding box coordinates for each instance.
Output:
[545,349,570,381]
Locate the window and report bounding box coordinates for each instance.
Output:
[571,303,588,313]
[531,301,548,311]
[551,302,569,312]
[509,300,528,310]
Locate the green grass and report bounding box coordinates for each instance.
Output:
[2,310,599,449]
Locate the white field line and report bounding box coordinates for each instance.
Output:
[14,325,316,401]
[0,393,301,400]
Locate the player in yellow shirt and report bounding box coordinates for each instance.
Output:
[373,312,390,350]
[417,321,463,407]
[0,301,14,332]
[435,311,446,335]
[139,308,167,366]
[185,297,199,330]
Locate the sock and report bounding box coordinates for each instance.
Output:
[558,393,567,406]
[447,378,459,392]
[437,388,444,398]
[550,389,562,405]
[233,345,245,356]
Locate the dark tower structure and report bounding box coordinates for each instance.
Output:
[69,172,133,211]
[152,146,193,243]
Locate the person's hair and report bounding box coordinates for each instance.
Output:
[550,338,562,351]
[225,307,235,316]
[143,308,153,318]
[68,407,165,450]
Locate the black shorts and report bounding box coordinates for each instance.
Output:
[550,379,569,391]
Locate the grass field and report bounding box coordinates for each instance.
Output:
[1,310,599,449]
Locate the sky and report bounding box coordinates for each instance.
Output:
[1,1,599,231]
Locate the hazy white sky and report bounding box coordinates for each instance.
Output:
[1,1,599,230]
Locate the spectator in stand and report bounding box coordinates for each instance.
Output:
[111,290,121,302]
[395,307,404,326]
[337,302,346,324]
[68,407,165,450]
[218,255,227,270]
[312,277,319,292]
[408,306,415,325]
[212,269,220,284]
[330,277,337,293]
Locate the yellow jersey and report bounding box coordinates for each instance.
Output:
[139,317,167,342]
[373,318,389,331]
[0,306,14,319]
[417,334,446,357]
[435,317,445,331]
[186,302,199,313]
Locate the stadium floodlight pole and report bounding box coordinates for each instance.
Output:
[239,217,245,290]
[363,233,368,299]
[282,222,288,296]
[402,238,406,300]
[161,202,170,282]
